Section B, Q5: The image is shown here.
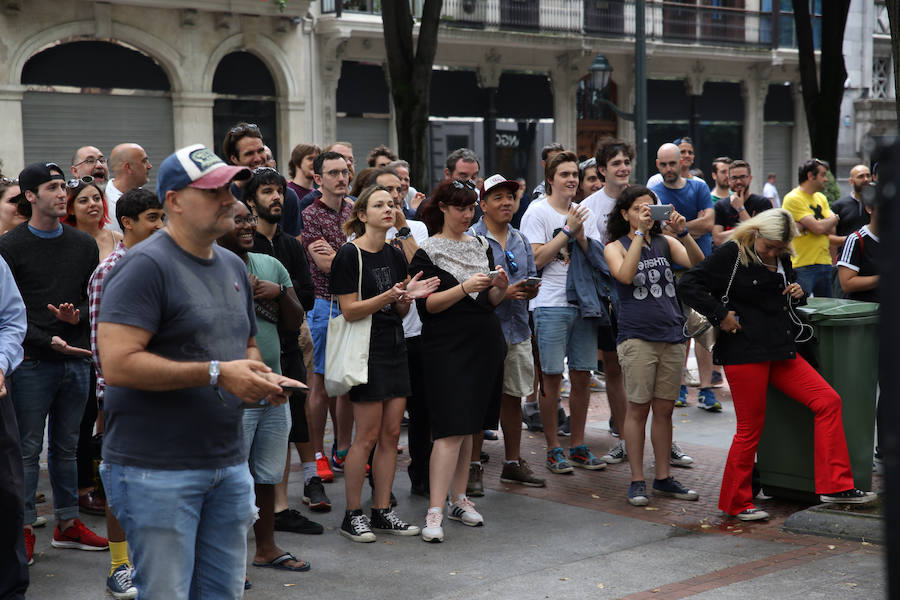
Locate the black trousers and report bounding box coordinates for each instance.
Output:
[76,372,99,490]
[0,391,28,599]
[404,335,431,489]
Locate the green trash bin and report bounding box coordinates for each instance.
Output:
[756,297,880,503]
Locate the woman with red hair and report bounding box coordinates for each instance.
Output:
[64,177,122,261]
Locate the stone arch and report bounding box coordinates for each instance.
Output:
[9,20,185,92]
[202,34,297,98]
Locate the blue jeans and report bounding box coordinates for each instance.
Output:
[241,404,291,484]
[533,306,599,374]
[100,462,256,600]
[795,264,833,298]
[9,358,90,524]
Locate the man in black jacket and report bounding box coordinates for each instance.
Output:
[0,161,107,566]
[245,168,330,531]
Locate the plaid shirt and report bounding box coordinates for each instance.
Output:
[301,197,353,299]
[89,241,128,400]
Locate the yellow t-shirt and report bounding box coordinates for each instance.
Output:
[782,187,833,267]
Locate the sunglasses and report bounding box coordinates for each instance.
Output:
[67,176,95,188]
[230,123,260,135]
[505,249,518,274]
[0,177,18,185]
[252,166,278,175]
[451,179,476,191]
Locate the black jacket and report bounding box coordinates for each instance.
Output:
[677,241,806,366]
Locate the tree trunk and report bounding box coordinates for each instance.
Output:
[792,0,850,172]
[888,0,900,125]
[382,0,443,194]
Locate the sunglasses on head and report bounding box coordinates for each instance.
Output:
[451,179,476,191]
[252,166,278,175]
[0,177,18,185]
[230,123,260,135]
[67,176,94,188]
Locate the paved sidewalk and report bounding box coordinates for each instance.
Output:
[25,377,886,599]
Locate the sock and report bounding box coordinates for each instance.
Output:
[470,461,481,468]
[315,451,324,460]
[302,461,317,484]
[504,459,519,466]
[427,506,442,514]
[109,541,130,575]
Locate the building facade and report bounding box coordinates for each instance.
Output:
[0,0,891,195]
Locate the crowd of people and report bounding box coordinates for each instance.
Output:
[0,127,882,600]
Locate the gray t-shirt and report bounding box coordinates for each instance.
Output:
[99,232,257,470]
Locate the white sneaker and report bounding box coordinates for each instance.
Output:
[602,440,626,464]
[683,368,700,387]
[448,496,484,527]
[589,374,606,392]
[32,515,47,528]
[422,509,444,543]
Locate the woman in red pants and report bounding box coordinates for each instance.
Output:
[678,209,875,521]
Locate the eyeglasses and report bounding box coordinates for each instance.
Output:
[233,215,258,226]
[504,250,519,274]
[451,179,476,190]
[728,174,749,181]
[230,123,260,135]
[324,169,350,178]
[67,176,94,188]
[72,156,106,168]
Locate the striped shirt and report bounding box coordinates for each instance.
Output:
[836,225,880,303]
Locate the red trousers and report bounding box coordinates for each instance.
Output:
[720,356,855,516]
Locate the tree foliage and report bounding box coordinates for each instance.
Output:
[792,0,850,173]
[382,0,443,193]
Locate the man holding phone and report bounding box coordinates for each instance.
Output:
[469,174,545,489]
[96,145,300,598]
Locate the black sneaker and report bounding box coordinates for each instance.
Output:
[340,509,376,543]
[370,508,421,536]
[303,477,332,512]
[820,488,877,504]
[652,476,699,501]
[521,402,543,432]
[273,508,324,535]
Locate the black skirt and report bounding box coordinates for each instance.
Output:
[349,323,411,403]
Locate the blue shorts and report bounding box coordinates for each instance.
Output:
[308,297,340,375]
[533,306,599,374]
[241,403,291,485]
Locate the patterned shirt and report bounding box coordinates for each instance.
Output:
[301,197,353,299]
[89,240,128,400]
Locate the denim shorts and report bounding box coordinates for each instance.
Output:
[307,297,339,375]
[533,306,599,374]
[241,403,291,484]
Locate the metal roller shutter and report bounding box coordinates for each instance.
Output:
[336,116,390,171]
[763,124,793,201]
[22,92,174,192]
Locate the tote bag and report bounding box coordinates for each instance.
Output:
[324,244,372,396]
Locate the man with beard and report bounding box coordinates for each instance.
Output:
[831,164,873,240]
[711,160,773,246]
[245,168,329,528]
[71,146,109,188]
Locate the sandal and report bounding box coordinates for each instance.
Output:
[252,552,311,572]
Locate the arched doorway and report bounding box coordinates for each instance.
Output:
[21,40,173,190]
[212,52,278,164]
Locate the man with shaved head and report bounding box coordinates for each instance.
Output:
[71,146,109,188]
[105,144,153,233]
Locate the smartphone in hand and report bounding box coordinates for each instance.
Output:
[648,204,673,221]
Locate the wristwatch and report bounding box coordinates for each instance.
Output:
[735,205,746,213]
[561,225,574,239]
[209,360,220,387]
[394,226,411,240]
[277,284,287,298]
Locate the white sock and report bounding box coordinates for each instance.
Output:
[427,506,442,514]
[470,461,481,468]
[303,462,317,484]
[504,459,519,466]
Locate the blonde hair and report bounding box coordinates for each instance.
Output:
[729,209,799,266]
[342,185,389,238]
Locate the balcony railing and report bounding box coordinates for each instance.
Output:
[320,0,820,49]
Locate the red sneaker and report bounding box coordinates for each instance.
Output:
[24,528,35,565]
[51,519,109,551]
[315,455,334,483]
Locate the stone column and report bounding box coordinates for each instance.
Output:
[277,98,309,165]
[741,71,768,195]
[171,92,216,150]
[0,85,25,175]
[791,82,811,178]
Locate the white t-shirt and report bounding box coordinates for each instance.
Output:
[387,219,428,337]
[580,187,617,245]
[520,196,599,309]
[104,180,124,233]
[763,181,781,208]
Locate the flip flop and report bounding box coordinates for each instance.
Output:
[252,552,311,572]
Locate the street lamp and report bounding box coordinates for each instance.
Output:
[586,0,648,182]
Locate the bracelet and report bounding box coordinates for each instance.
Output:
[561,225,574,239]
[735,205,746,213]
[460,281,467,294]
[677,229,690,238]
[633,230,645,238]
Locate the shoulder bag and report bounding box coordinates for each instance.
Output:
[324,243,372,396]
[683,245,742,352]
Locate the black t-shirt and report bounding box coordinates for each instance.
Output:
[329,242,408,330]
[836,225,880,303]
[831,195,870,237]
[713,194,773,232]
